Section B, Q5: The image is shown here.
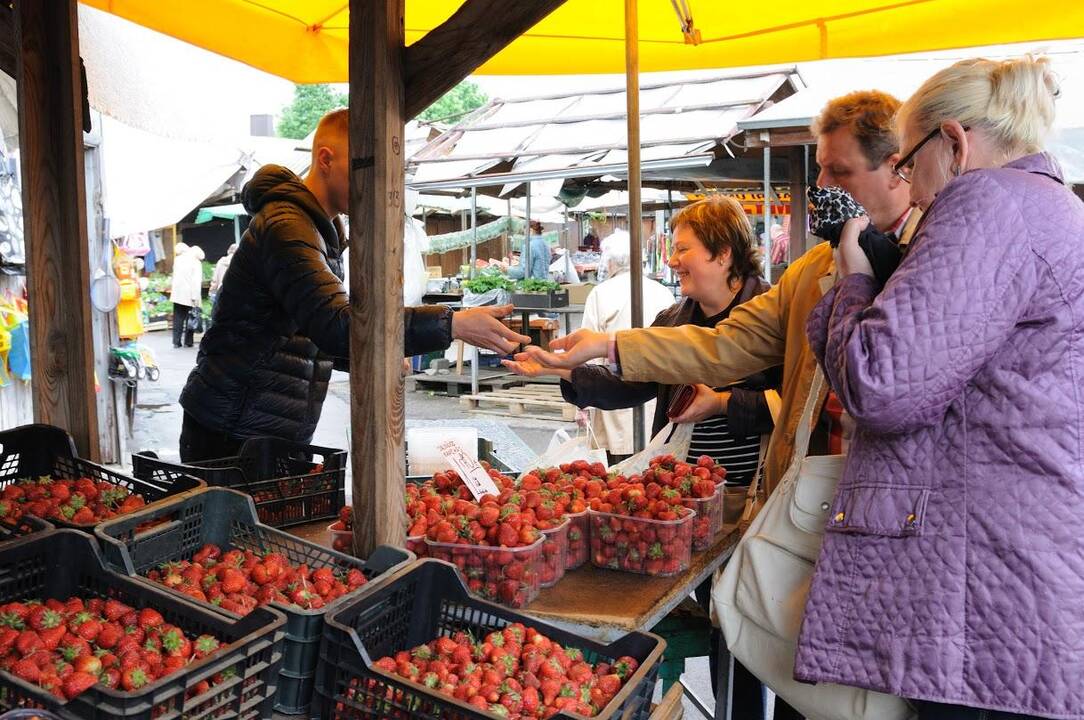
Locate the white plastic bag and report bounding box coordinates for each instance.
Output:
[609,422,695,477]
[518,426,607,481]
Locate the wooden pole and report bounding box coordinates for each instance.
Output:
[789,146,810,262]
[17,0,100,460]
[625,0,645,452]
[350,0,407,556]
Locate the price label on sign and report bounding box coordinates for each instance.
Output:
[436,439,500,501]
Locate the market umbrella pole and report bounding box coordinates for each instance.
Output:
[470,186,479,395]
[626,0,645,453]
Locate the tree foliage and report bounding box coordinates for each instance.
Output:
[277,84,347,140]
[416,81,488,123]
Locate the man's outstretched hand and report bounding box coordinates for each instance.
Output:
[451,304,531,354]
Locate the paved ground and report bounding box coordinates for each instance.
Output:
[130,328,717,718]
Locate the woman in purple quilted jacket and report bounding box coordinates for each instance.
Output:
[803,57,1084,720]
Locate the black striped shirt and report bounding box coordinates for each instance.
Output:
[687,412,761,485]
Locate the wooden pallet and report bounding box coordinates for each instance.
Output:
[405,370,522,397]
[460,384,577,421]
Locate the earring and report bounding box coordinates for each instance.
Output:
[950,164,960,177]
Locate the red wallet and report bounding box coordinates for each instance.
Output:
[667,384,696,419]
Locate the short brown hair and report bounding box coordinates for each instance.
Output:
[669,197,761,285]
[811,90,902,169]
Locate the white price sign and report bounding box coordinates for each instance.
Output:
[436,439,500,500]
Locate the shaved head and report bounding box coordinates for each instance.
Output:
[313,108,348,159]
[307,108,350,216]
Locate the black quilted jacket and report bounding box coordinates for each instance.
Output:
[180,165,452,443]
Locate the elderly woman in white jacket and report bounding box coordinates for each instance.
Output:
[578,230,674,461]
[170,242,205,348]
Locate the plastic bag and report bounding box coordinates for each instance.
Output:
[610,422,695,477]
[518,426,607,481]
[462,287,512,307]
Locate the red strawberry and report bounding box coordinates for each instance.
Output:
[15,630,43,656]
[62,670,98,699]
[121,666,149,691]
[137,608,164,630]
[219,568,246,595]
[69,612,102,642]
[103,599,132,622]
[10,657,40,683]
[193,634,220,659]
[73,654,102,676]
[160,627,191,659]
[96,622,123,650]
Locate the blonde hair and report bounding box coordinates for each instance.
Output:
[811,90,902,168]
[897,56,1059,157]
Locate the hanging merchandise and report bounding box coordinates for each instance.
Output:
[8,317,29,382]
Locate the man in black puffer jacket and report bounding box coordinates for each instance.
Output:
[179,109,528,461]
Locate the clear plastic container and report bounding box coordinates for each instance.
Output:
[327,522,353,553]
[539,517,569,588]
[406,533,427,558]
[682,483,724,552]
[425,536,544,608]
[565,509,590,570]
[588,508,694,577]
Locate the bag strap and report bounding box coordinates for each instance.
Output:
[741,367,827,519]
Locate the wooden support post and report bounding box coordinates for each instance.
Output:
[350,0,407,556]
[17,0,100,459]
[789,145,811,258]
[403,0,568,120]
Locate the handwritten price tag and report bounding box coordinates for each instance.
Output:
[436,439,500,501]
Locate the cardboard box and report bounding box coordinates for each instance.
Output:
[562,283,596,305]
[425,266,443,279]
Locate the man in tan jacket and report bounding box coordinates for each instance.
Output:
[511,90,920,498]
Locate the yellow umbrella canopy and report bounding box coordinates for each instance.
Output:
[82,0,1084,83]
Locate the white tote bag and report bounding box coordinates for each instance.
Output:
[713,369,915,720]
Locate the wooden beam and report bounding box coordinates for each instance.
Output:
[17,0,100,459]
[403,0,568,119]
[788,145,811,259]
[350,0,407,556]
[0,3,14,79]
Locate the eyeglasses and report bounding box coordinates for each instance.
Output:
[894,126,969,183]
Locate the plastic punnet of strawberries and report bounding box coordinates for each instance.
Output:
[519,461,604,571]
[0,596,226,702]
[641,455,727,551]
[329,505,354,553]
[144,543,366,614]
[0,477,146,526]
[365,623,640,718]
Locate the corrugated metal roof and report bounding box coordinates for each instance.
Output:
[407,68,800,193]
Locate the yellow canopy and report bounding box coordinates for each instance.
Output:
[81,0,1084,83]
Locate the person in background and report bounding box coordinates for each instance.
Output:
[209,242,237,306]
[499,90,916,719]
[582,231,600,252]
[802,56,1084,720]
[179,108,528,462]
[169,242,204,348]
[506,220,552,281]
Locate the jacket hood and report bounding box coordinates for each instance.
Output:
[190,245,205,261]
[242,164,340,253]
[174,242,189,255]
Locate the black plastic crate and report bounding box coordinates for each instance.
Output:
[315,559,665,720]
[95,487,413,716]
[0,515,52,545]
[0,529,285,720]
[0,424,204,530]
[132,437,346,528]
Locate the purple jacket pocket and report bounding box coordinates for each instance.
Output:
[826,484,929,537]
